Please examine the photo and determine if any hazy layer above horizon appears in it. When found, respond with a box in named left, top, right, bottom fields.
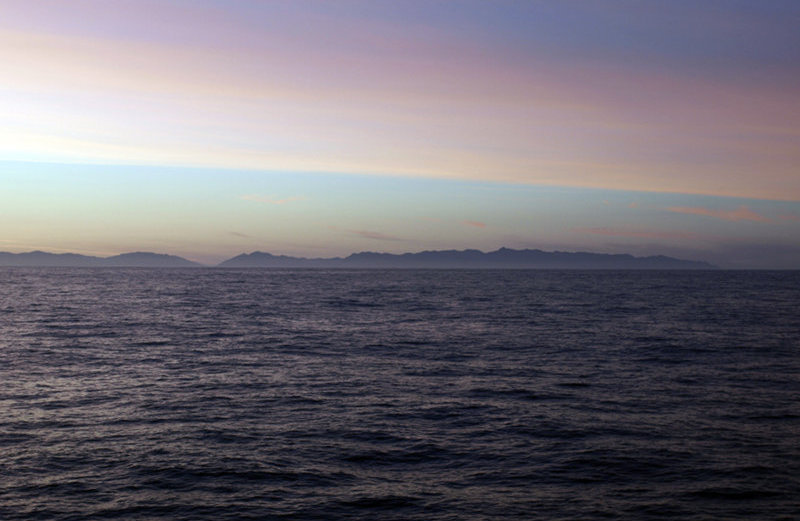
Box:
left=1, top=2, right=798, bottom=268
left=2, top=163, right=798, bottom=268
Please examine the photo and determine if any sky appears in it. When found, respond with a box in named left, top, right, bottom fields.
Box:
left=1, top=0, right=799, bottom=268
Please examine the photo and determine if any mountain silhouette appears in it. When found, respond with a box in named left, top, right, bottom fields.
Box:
left=101, top=252, right=202, bottom=267
left=218, top=248, right=716, bottom=269
left=0, top=247, right=717, bottom=269
left=0, top=251, right=201, bottom=267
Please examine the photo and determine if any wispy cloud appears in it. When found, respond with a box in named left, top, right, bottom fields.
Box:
left=230, top=231, right=250, bottom=238
left=241, top=194, right=304, bottom=205
left=574, top=227, right=704, bottom=240
left=463, top=220, right=487, bottom=228
left=666, top=205, right=771, bottom=223
left=349, top=230, right=403, bottom=241
left=2, top=3, right=799, bottom=200
left=778, top=213, right=800, bottom=222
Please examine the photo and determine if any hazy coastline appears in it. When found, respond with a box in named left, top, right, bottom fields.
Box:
left=0, top=247, right=716, bottom=269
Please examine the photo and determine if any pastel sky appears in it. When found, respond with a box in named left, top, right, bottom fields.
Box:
left=1, top=1, right=799, bottom=267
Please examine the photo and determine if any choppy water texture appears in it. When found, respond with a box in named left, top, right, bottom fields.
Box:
left=1, top=269, right=799, bottom=520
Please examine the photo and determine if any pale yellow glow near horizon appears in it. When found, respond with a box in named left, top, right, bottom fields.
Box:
left=1, top=7, right=799, bottom=201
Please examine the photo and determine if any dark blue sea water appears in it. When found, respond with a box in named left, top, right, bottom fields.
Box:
left=1, top=269, right=798, bottom=520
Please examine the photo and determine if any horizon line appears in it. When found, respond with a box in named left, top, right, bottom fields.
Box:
left=0, top=246, right=722, bottom=269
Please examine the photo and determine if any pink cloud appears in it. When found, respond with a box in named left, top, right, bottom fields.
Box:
left=778, top=214, right=800, bottom=222
left=666, top=205, right=771, bottom=223
left=463, top=220, right=487, bottom=228
left=574, top=227, right=704, bottom=240
left=3, top=3, right=799, bottom=201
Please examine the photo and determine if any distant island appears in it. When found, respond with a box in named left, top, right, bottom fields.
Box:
left=0, top=251, right=202, bottom=268
left=222, top=247, right=716, bottom=269
left=0, top=248, right=717, bottom=269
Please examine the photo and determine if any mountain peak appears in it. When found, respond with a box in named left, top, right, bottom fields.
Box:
left=217, top=247, right=716, bottom=269
left=0, top=251, right=201, bottom=267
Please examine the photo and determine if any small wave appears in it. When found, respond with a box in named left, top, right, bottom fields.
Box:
left=343, top=443, right=450, bottom=465
left=556, top=381, right=591, bottom=388
left=337, top=494, right=421, bottom=510
left=468, top=387, right=542, bottom=401
left=687, top=487, right=785, bottom=500
left=324, top=298, right=384, bottom=309
left=746, top=413, right=800, bottom=421
left=136, top=465, right=351, bottom=488
left=129, top=340, right=171, bottom=347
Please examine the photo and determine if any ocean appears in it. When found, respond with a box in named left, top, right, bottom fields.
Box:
left=1, top=268, right=798, bottom=520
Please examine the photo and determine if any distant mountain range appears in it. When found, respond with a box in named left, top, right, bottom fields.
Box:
left=0, top=251, right=202, bottom=268
left=220, top=247, right=716, bottom=269
left=0, top=248, right=717, bottom=269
